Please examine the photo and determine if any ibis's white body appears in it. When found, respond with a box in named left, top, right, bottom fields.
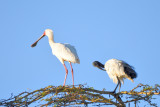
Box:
left=105, top=59, right=134, bottom=84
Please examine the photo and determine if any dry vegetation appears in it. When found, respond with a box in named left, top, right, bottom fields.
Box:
left=0, top=84, right=160, bottom=107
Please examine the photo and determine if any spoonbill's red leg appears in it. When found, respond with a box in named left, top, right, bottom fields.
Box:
left=69, top=62, right=74, bottom=86
left=63, top=64, right=68, bottom=86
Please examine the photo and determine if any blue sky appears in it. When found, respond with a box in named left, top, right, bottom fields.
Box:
left=0, top=0, right=160, bottom=106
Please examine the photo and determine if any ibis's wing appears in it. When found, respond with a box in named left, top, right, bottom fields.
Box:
left=122, top=61, right=137, bottom=79
left=105, top=59, right=126, bottom=84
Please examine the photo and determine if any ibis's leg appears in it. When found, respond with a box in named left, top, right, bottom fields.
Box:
left=63, top=64, right=68, bottom=86
left=119, top=80, right=121, bottom=92
left=69, top=62, right=74, bottom=86
left=113, top=77, right=120, bottom=93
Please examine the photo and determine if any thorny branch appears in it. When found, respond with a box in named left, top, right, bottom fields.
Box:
left=0, top=84, right=159, bottom=107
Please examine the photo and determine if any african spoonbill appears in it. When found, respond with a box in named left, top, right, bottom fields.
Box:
left=31, top=29, right=80, bottom=86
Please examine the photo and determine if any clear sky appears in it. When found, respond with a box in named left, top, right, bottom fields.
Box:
left=0, top=0, right=160, bottom=106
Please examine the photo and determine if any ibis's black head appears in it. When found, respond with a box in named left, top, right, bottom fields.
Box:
left=92, top=61, right=106, bottom=71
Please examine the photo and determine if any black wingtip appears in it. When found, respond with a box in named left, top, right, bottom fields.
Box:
left=124, top=66, right=137, bottom=79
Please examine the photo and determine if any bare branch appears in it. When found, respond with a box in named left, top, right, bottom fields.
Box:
left=0, top=84, right=159, bottom=107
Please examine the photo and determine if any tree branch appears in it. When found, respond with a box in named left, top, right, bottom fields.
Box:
left=0, top=84, right=159, bottom=107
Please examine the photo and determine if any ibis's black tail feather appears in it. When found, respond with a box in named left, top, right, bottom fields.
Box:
left=122, top=61, right=137, bottom=79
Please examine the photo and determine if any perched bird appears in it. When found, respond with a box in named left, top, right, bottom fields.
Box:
left=31, top=29, right=80, bottom=86
left=93, top=59, right=137, bottom=92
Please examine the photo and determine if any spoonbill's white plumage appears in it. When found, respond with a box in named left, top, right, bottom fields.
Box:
left=93, top=59, right=137, bottom=93
left=31, top=29, right=80, bottom=86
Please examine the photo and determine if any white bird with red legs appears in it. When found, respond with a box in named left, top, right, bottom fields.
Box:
left=31, top=29, right=80, bottom=86
left=93, top=59, right=137, bottom=93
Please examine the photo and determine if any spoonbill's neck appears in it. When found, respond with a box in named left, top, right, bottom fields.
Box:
left=47, top=34, right=55, bottom=48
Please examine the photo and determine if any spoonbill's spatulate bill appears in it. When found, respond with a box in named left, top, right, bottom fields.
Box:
left=31, top=34, right=45, bottom=47
left=93, top=59, right=137, bottom=93
left=31, top=29, right=80, bottom=86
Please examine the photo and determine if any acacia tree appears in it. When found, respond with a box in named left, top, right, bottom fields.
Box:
left=0, top=84, right=160, bottom=107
